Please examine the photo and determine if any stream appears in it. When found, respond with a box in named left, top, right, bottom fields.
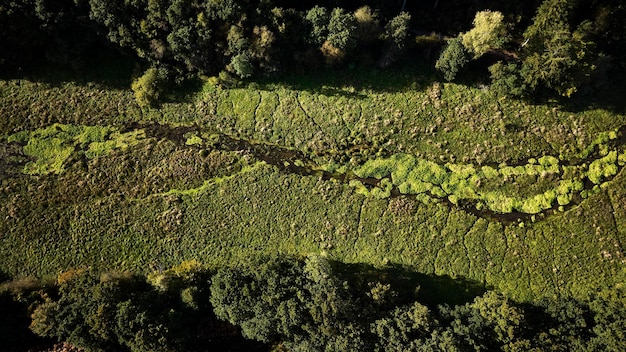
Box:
left=135, top=122, right=626, bottom=224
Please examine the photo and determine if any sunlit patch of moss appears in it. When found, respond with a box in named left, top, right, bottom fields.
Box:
left=86, top=130, right=145, bottom=158
left=349, top=179, right=370, bottom=196
left=370, top=178, right=392, bottom=199
left=588, top=151, right=617, bottom=184
left=184, top=133, right=203, bottom=146
left=347, top=144, right=622, bottom=214
left=354, top=158, right=395, bottom=179
left=8, top=124, right=146, bottom=175
left=619, top=151, right=626, bottom=166
left=389, top=154, right=417, bottom=184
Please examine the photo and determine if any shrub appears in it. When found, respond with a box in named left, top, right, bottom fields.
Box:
left=489, top=62, right=524, bottom=97
left=229, top=52, right=254, bottom=79
left=588, top=151, right=617, bottom=184
left=131, top=67, right=168, bottom=109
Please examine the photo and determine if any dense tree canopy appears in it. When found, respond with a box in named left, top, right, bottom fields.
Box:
left=4, top=256, right=626, bottom=351
left=1, top=0, right=625, bottom=100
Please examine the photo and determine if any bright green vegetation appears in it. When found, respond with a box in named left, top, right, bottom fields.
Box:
left=351, top=140, right=624, bottom=214
left=6, top=123, right=146, bottom=174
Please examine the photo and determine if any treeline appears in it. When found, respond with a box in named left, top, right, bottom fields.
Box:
left=2, top=255, right=625, bottom=351
left=1, top=0, right=625, bottom=103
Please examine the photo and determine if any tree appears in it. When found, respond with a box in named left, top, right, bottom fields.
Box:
left=371, top=302, right=436, bottom=351
left=489, top=62, right=524, bottom=97
left=435, top=37, right=468, bottom=81
left=439, top=291, right=530, bottom=351
left=305, top=6, right=330, bottom=46
left=229, top=52, right=254, bottom=78
left=379, top=12, right=411, bottom=68
left=326, top=8, right=358, bottom=52
left=210, top=258, right=308, bottom=343
left=461, top=11, right=509, bottom=58
left=520, top=0, right=596, bottom=97
left=354, top=6, right=380, bottom=44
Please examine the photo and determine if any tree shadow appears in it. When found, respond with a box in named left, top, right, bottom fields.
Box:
left=0, top=269, right=9, bottom=284
left=250, top=58, right=440, bottom=98
left=332, top=260, right=487, bottom=307
left=0, top=47, right=137, bottom=91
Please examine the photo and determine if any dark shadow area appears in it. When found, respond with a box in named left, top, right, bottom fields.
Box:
left=558, top=72, right=626, bottom=114
left=251, top=57, right=439, bottom=98
left=0, top=46, right=137, bottom=90
left=0, top=270, right=9, bottom=284
left=333, top=260, right=487, bottom=307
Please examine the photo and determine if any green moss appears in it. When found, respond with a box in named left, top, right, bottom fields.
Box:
left=349, top=179, right=370, bottom=196
left=11, top=124, right=146, bottom=174
left=23, top=137, right=75, bottom=174
left=86, top=130, right=145, bottom=158
left=370, top=178, right=392, bottom=199
left=389, top=154, right=416, bottom=184
left=537, top=156, right=560, bottom=173
left=185, top=133, right=203, bottom=146
left=481, top=166, right=499, bottom=179
left=354, top=158, right=394, bottom=179
left=588, top=151, right=617, bottom=184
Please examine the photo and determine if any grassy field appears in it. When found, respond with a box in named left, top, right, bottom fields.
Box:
left=1, top=65, right=626, bottom=302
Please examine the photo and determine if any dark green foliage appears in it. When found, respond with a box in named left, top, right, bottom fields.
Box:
left=208, top=256, right=626, bottom=351
left=440, top=291, right=531, bottom=351
left=435, top=37, right=468, bottom=81
left=30, top=271, right=179, bottom=352
left=229, top=52, right=254, bottom=78
left=520, top=0, right=597, bottom=97
left=326, top=8, right=358, bottom=52
left=371, top=302, right=438, bottom=351
left=489, top=62, right=525, bottom=97
left=305, top=6, right=329, bottom=46
left=379, top=12, right=411, bottom=68
left=210, top=255, right=363, bottom=349
left=1, top=257, right=625, bottom=351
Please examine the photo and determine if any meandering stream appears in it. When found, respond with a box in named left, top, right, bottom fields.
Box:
left=137, top=122, right=626, bottom=224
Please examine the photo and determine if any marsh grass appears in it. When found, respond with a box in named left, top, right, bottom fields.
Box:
left=2, top=64, right=626, bottom=304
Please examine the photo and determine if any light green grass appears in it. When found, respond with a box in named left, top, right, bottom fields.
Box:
left=5, top=124, right=146, bottom=174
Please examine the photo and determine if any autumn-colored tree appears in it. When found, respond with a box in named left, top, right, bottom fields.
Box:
left=461, top=10, right=509, bottom=58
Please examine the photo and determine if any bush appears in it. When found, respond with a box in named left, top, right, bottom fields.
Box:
left=461, top=11, right=508, bottom=58
left=229, top=52, right=254, bottom=78
left=489, top=62, right=524, bottom=97
left=131, top=67, right=168, bottom=109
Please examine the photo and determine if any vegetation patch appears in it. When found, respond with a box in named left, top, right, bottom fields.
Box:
left=349, top=142, right=624, bottom=215
left=5, top=124, right=146, bottom=175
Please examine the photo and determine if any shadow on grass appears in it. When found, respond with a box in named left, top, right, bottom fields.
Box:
left=333, top=260, right=487, bottom=307
left=249, top=58, right=441, bottom=98
left=0, top=47, right=137, bottom=90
